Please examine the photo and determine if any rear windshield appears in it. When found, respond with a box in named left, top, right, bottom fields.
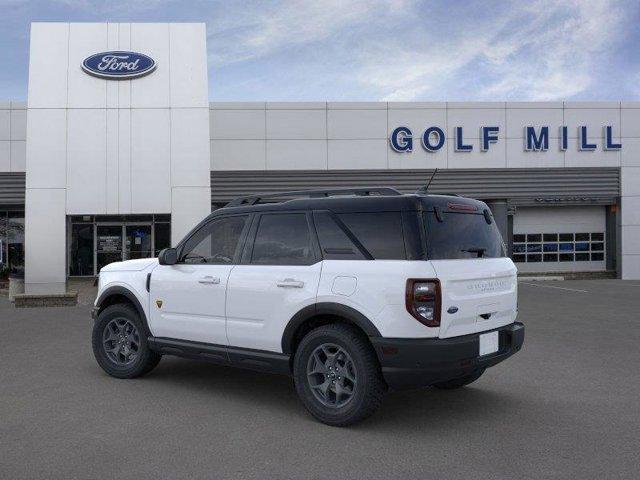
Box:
left=424, top=211, right=506, bottom=260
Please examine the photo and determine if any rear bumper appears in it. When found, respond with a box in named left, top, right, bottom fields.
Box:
left=371, top=322, right=525, bottom=391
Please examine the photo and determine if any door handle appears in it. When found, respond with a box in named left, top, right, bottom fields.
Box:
left=276, top=278, right=305, bottom=288
left=198, top=276, right=220, bottom=285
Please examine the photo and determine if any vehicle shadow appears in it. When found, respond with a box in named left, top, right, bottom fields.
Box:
left=129, top=356, right=527, bottom=431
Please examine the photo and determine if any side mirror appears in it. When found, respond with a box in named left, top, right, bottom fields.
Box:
left=158, top=248, right=178, bottom=265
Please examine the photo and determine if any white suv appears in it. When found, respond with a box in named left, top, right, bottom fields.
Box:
left=92, top=188, right=524, bottom=426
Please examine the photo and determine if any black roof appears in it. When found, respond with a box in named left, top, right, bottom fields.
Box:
left=208, top=188, right=489, bottom=218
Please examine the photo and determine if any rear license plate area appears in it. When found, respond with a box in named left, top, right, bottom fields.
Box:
left=479, top=331, right=499, bottom=356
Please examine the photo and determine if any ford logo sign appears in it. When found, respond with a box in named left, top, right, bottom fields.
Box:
left=82, top=51, right=156, bottom=80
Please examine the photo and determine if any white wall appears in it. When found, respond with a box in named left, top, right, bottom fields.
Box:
left=209, top=101, right=629, bottom=171
left=25, top=22, right=210, bottom=293
left=0, top=101, right=27, bottom=172
left=210, top=101, right=640, bottom=279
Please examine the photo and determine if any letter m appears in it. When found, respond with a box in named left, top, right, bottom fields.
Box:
left=525, top=126, right=549, bottom=151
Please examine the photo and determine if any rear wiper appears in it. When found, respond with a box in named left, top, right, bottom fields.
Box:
left=461, top=247, right=486, bottom=258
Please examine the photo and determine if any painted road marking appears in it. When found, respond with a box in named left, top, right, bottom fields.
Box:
left=519, top=282, right=589, bottom=293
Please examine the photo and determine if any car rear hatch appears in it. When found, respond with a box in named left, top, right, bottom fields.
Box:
left=421, top=199, right=518, bottom=338
left=430, top=258, right=517, bottom=338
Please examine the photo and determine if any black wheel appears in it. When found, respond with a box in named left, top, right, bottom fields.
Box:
left=92, top=303, right=161, bottom=379
left=293, top=324, right=386, bottom=427
left=432, top=369, right=485, bottom=390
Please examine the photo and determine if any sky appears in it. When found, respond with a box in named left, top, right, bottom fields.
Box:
left=1, top=0, right=639, bottom=102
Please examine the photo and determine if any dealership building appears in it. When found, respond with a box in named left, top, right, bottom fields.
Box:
left=1, top=22, right=640, bottom=294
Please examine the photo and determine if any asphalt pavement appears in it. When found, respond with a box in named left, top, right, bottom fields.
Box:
left=1, top=279, right=639, bottom=479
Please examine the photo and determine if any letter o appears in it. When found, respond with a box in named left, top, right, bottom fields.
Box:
left=422, top=126, right=445, bottom=152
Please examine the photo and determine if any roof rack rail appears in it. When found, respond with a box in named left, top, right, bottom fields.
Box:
left=226, top=187, right=402, bottom=207
left=415, top=186, right=462, bottom=197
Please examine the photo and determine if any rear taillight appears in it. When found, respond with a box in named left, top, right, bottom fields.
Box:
left=405, top=279, right=441, bottom=327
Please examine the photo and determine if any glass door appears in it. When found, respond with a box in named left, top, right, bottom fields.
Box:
left=96, top=225, right=123, bottom=272
left=125, top=225, right=152, bottom=260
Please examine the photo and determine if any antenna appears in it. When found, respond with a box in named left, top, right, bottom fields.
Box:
left=416, top=168, right=438, bottom=194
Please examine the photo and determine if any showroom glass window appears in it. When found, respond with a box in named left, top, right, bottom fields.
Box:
left=0, top=211, right=25, bottom=276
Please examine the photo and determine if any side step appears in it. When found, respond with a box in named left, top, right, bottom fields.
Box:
left=148, top=337, right=291, bottom=376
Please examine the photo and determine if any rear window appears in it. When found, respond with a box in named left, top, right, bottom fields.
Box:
left=424, top=211, right=505, bottom=260
left=338, top=212, right=406, bottom=260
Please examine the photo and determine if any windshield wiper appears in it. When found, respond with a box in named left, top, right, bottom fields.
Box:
left=461, top=247, right=487, bottom=258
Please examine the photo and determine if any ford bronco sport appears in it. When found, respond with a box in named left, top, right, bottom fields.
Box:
left=92, top=187, right=524, bottom=426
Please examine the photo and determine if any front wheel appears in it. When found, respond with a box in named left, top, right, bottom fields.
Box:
left=293, top=324, right=386, bottom=427
left=92, top=304, right=161, bottom=379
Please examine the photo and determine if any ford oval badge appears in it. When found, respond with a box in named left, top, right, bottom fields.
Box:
left=82, top=51, right=156, bottom=80
left=447, top=306, right=459, bottom=314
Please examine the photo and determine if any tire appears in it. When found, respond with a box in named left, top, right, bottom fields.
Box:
left=293, top=324, right=386, bottom=427
left=431, top=368, right=485, bottom=390
left=92, top=303, right=161, bottom=379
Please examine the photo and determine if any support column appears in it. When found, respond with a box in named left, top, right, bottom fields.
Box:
left=25, top=188, right=66, bottom=294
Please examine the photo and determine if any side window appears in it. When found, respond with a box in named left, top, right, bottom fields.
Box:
left=251, top=214, right=314, bottom=265
left=337, top=212, right=406, bottom=260
left=313, top=212, right=365, bottom=260
left=180, top=215, right=248, bottom=264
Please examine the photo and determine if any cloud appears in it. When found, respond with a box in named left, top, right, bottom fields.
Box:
left=207, top=0, right=413, bottom=66
left=357, top=0, right=628, bottom=101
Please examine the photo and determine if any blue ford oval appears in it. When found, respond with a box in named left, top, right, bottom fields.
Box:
left=82, top=51, right=156, bottom=80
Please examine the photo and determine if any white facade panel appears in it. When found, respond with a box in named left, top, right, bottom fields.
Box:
left=105, top=108, right=119, bottom=213
left=117, top=23, right=132, bottom=109
left=621, top=166, right=640, bottom=196
left=130, top=108, right=171, bottom=212
left=506, top=108, right=563, bottom=138
left=10, top=109, right=27, bottom=141
left=66, top=109, right=107, bottom=214
left=0, top=141, right=9, bottom=171
left=447, top=107, right=506, bottom=140
left=169, top=23, right=209, bottom=108
left=130, top=23, right=171, bottom=108
left=446, top=137, right=506, bottom=169
left=266, top=140, right=327, bottom=170
left=0, top=109, right=9, bottom=140
left=266, top=109, right=326, bottom=139
left=27, top=23, right=68, bottom=108
left=621, top=108, right=640, bottom=138
left=621, top=225, right=640, bottom=255
left=328, top=140, right=387, bottom=170
left=506, top=138, right=565, bottom=168
left=621, top=255, right=640, bottom=279
left=11, top=141, right=26, bottom=172
left=327, top=109, right=387, bottom=139
left=67, top=23, right=108, bottom=109
left=106, top=23, right=119, bottom=108
left=171, top=186, right=211, bottom=245
left=387, top=108, right=447, bottom=138
left=25, top=109, right=67, bottom=189
left=25, top=188, right=66, bottom=293
left=621, top=138, right=640, bottom=166
left=210, top=109, right=265, bottom=140
left=388, top=144, right=447, bottom=170
left=171, top=108, right=211, bottom=187
left=564, top=107, right=621, bottom=138
left=564, top=143, right=620, bottom=168
left=211, top=140, right=265, bottom=170
left=117, top=109, right=132, bottom=213
left=621, top=196, right=640, bottom=226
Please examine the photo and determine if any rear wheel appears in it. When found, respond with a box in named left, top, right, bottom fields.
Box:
left=293, top=324, right=386, bottom=426
left=432, top=369, right=485, bottom=389
left=92, top=303, right=161, bottom=379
